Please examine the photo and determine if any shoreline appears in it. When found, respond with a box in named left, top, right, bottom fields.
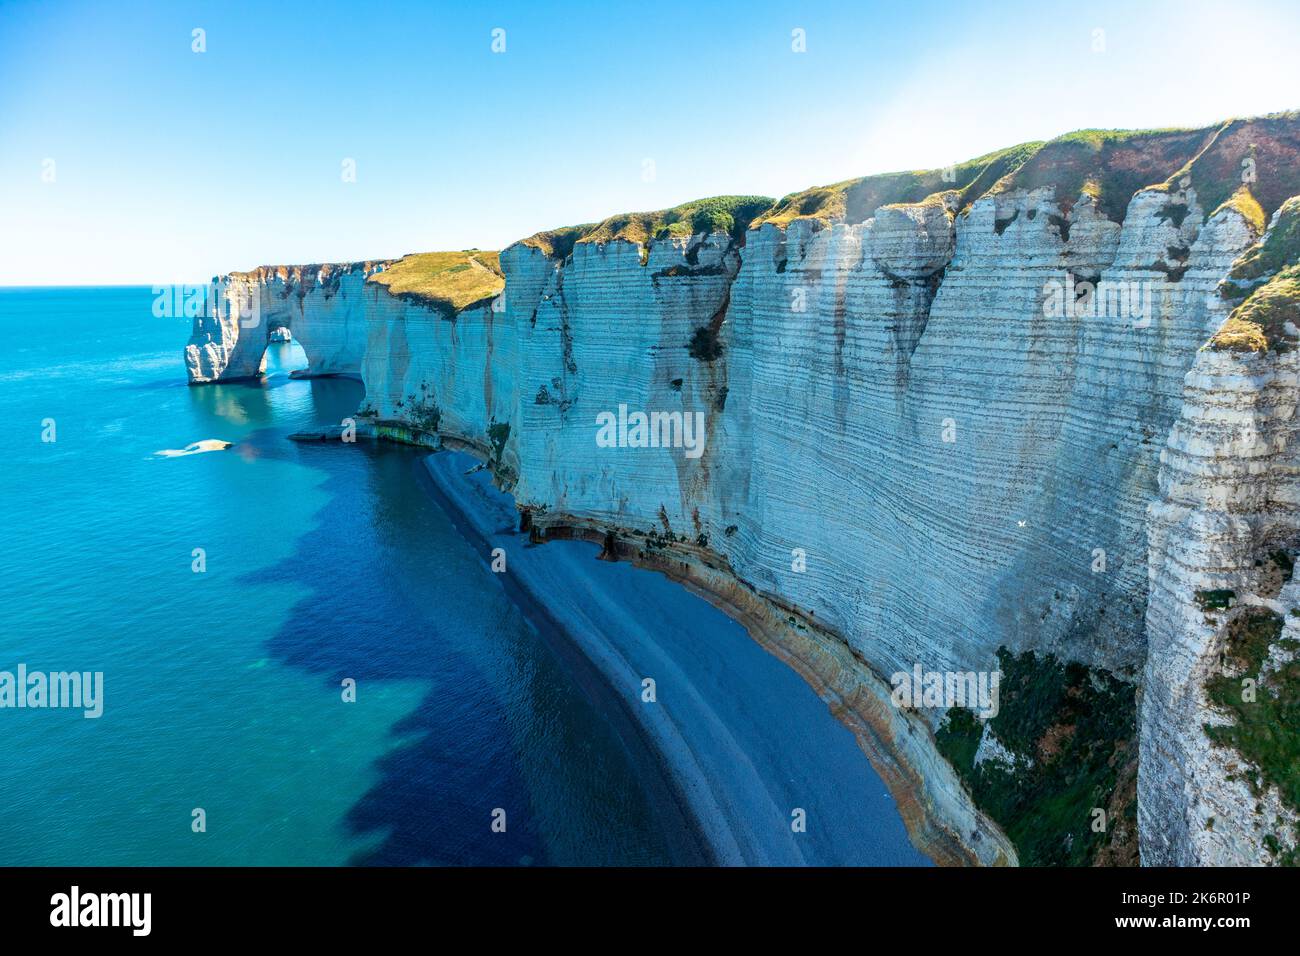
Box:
left=421, top=450, right=933, bottom=866
left=411, top=457, right=714, bottom=866
left=524, top=516, right=1018, bottom=867
left=589, top=527, right=1019, bottom=867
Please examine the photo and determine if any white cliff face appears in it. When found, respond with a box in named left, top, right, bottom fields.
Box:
left=359, top=292, right=516, bottom=455
left=186, top=261, right=516, bottom=459
left=498, top=189, right=1282, bottom=865
left=1141, top=335, right=1300, bottom=865
left=509, top=232, right=739, bottom=530
left=1139, top=189, right=1300, bottom=866
left=492, top=189, right=1255, bottom=691
left=184, top=274, right=261, bottom=383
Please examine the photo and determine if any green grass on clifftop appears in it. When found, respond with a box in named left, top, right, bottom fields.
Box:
left=1211, top=270, right=1300, bottom=353
left=1228, top=195, right=1300, bottom=288
left=367, top=250, right=504, bottom=315
left=580, top=195, right=775, bottom=244
left=751, top=111, right=1300, bottom=231
left=1211, top=194, right=1300, bottom=353
left=521, top=196, right=775, bottom=259
left=511, top=113, right=1300, bottom=254
left=1167, top=113, right=1300, bottom=228
left=756, top=142, right=1043, bottom=228
left=996, top=126, right=1215, bottom=222
left=519, top=225, right=593, bottom=260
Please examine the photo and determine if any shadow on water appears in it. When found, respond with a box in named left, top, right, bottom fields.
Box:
left=240, top=452, right=547, bottom=863
left=225, top=377, right=673, bottom=865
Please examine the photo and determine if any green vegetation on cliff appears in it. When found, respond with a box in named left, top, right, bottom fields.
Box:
left=487, top=419, right=511, bottom=475
left=1212, top=271, right=1300, bottom=353
left=996, top=126, right=1212, bottom=222
left=1228, top=196, right=1300, bottom=289
left=367, top=250, right=504, bottom=316
left=1174, top=113, right=1300, bottom=227
left=579, top=195, right=774, bottom=245
left=1017, top=113, right=1300, bottom=226
left=757, top=141, right=1042, bottom=228
left=1210, top=194, right=1300, bottom=353
left=521, top=196, right=775, bottom=260
left=521, top=224, right=594, bottom=260
left=1203, top=607, right=1300, bottom=863
left=753, top=111, right=1300, bottom=231
left=935, top=647, right=1137, bottom=866
left=508, top=114, right=1300, bottom=266
left=399, top=388, right=441, bottom=435
left=1215, top=185, right=1268, bottom=235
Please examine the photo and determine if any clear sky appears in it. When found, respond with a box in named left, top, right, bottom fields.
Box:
left=2, top=0, right=1298, bottom=285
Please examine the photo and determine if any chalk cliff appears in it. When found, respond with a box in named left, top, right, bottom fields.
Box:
left=186, top=113, right=1300, bottom=866
left=1142, top=194, right=1300, bottom=865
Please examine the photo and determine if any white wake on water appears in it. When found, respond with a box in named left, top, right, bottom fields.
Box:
left=153, top=439, right=233, bottom=458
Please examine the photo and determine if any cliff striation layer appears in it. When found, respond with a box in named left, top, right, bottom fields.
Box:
left=186, top=112, right=1300, bottom=866
left=1142, top=194, right=1300, bottom=865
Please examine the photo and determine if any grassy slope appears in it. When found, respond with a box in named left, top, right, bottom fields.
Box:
left=761, top=111, right=1300, bottom=229
left=1211, top=195, right=1300, bottom=353
left=519, top=196, right=775, bottom=260
left=576, top=195, right=775, bottom=245
left=366, top=250, right=504, bottom=315
left=754, top=142, right=1044, bottom=228
left=1176, top=113, right=1300, bottom=227
left=994, top=126, right=1212, bottom=221
left=1212, top=270, right=1300, bottom=353
left=509, top=112, right=1299, bottom=268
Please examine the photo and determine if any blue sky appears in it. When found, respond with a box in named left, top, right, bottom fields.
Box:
left=2, top=0, right=1298, bottom=284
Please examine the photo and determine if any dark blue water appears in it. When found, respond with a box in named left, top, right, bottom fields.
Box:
left=0, top=287, right=674, bottom=865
